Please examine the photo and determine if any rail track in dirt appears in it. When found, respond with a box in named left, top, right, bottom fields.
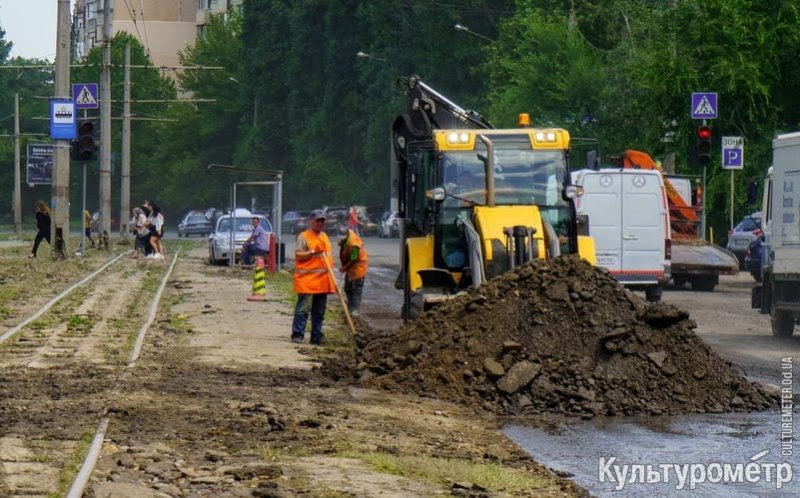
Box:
left=0, top=250, right=180, bottom=497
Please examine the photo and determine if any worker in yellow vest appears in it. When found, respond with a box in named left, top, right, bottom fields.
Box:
left=338, top=228, right=368, bottom=316
left=291, top=209, right=335, bottom=345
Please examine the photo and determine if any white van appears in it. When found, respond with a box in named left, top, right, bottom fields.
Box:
left=572, top=169, right=671, bottom=301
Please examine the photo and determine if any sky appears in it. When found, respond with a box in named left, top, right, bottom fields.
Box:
left=0, top=0, right=73, bottom=61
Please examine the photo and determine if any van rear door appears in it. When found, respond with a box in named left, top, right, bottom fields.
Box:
left=621, top=172, right=666, bottom=280
left=576, top=171, right=622, bottom=273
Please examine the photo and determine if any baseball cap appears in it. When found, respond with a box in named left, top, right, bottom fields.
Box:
left=310, top=209, right=327, bottom=220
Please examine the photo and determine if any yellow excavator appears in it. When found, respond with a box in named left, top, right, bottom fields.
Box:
left=392, top=76, right=596, bottom=319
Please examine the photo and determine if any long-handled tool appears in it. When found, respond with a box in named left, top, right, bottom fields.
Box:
left=321, top=252, right=358, bottom=339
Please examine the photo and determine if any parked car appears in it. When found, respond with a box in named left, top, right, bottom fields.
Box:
left=726, top=212, right=762, bottom=267
left=745, top=236, right=764, bottom=282
left=177, top=211, right=214, bottom=237
left=208, top=210, right=272, bottom=265
left=379, top=211, right=400, bottom=238
left=282, top=210, right=309, bottom=234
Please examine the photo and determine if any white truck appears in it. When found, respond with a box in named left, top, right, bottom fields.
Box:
left=572, top=168, right=671, bottom=301
left=752, top=132, right=800, bottom=337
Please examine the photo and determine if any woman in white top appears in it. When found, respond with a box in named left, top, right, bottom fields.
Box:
left=145, top=201, right=165, bottom=260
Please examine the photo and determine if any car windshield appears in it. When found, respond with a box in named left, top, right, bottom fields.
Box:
left=188, top=215, right=207, bottom=223
left=217, top=217, right=270, bottom=233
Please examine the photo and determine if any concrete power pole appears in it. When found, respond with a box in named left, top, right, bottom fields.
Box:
left=99, top=0, right=114, bottom=236
left=120, top=43, right=130, bottom=240
left=13, top=93, right=21, bottom=236
left=51, top=0, right=72, bottom=255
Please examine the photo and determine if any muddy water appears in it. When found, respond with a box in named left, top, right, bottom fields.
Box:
left=505, top=411, right=797, bottom=496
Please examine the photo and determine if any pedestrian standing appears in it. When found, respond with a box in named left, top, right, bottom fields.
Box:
left=131, top=207, right=148, bottom=258
left=291, top=209, right=335, bottom=345
left=29, top=200, right=51, bottom=258
left=145, top=201, right=165, bottom=260
left=84, top=209, right=96, bottom=248
left=347, top=206, right=363, bottom=236
left=241, top=216, right=268, bottom=265
left=338, top=228, right=368, bottom=316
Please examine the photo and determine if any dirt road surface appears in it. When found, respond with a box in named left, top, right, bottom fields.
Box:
left=14, top=243, right=585, bottom=497
left=2, top=235, right=794, bottom=497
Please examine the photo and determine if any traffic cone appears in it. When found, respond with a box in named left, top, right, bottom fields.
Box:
left=247, top=257, right=267, bottom=301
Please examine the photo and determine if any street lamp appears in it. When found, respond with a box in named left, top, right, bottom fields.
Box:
left=356, top=51, right=387, bottom=63
left=453, top=23, right=494, bottom=43
left=229, top=77, right=258, bottom=127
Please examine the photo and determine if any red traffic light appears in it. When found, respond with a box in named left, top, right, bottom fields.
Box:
left=697, top=126, right=712, bottom=140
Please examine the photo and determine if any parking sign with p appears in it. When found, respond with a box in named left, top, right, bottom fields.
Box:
left=721, top=136, right=744, bottom=170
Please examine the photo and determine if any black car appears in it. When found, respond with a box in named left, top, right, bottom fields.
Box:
left=178, top=212, right=214, bottom=237
left=745, top=236, right=764, bottom=282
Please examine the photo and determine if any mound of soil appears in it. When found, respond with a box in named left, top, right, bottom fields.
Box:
left=355, top=256, right=777, bottom=417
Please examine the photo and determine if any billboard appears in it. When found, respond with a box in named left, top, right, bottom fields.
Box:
left=27, top=143, right=54, bottom=185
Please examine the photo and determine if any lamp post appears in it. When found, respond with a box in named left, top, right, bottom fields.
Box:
left=229, top=77, right=258, bottom=127
left=453, top=23, right=494, bottom=43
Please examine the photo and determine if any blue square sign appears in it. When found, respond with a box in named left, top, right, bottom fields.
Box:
left=50, top=99, right=76, bottom=140
left=73, top=83, right=98, bottom=109
left=691, top=92, right=718, bottom=119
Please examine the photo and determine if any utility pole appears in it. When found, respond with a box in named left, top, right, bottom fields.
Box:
left=99, top=0, right=114, bottom=236
left=51, top=0, right=71, bottom=256
left=13, top=93, right=21, bottom=235
left=120, top=43, right=131, bottom=241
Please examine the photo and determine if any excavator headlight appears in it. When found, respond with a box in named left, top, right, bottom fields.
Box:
left=534, top=131, right=558, bottom=143
left=564, top=185, right=584, bottom=199
left=447, top=132, right=471, bottom=145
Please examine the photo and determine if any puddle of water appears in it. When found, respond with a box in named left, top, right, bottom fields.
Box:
left=504, top=411, right=797, bottom=497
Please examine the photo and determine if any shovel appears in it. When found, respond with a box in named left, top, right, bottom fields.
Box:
left=321, top=252, right=358, bottom=339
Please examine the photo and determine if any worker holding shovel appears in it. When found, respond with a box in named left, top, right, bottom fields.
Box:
left=291, top=209, right=336, bottom=345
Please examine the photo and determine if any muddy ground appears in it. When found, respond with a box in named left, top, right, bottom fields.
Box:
left=0, top=244, right=584, bottom=497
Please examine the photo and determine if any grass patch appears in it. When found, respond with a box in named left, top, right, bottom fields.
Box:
left=51, top=428, right=96, bottom=498
left=66, top=314, right=93, bottom=331
left=169, top=312, right=190, bottom=332
left=339, top=451, right=552, bottom=494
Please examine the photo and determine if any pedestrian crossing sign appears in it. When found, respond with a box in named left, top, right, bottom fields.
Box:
left=691, top=92, right=717, bottom=119
left=73, top=83, right=99, bottom=110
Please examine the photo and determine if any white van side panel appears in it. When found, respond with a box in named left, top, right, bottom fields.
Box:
left=622, top=186, right=666, bottom=276
left=771, top=136, right=800, bottom=274
left=574, top=172, right=622, bottom=272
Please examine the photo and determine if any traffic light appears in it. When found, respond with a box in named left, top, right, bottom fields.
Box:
left=696, top=125, right=712, bottom=166
left=74, top=120, right=95, bottom=161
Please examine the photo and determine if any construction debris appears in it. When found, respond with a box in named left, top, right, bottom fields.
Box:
left=354, top=256, right=777, bottom=417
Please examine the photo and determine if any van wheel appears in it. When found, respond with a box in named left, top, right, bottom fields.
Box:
left=645, top=285, right=663, bottom=302
left=772, top=310, right=795, bottom=338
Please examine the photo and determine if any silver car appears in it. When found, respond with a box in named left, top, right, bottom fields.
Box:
left=726, top=212, right=762, bottom=267
left=208, top=214, right=272, bottom=265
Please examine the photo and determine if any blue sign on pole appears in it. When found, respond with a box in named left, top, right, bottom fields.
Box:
left=691, top=92, right=718, bottom=119
left=721, top=136, right=744, bottom=170
left=50, top=99, right=76, bottom=140
left=73, top=83, right=99, bottom=109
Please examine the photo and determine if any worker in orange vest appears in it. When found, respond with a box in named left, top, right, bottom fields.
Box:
left=291, top=209, right=335, bottom=345
left=338, top=228, right=368, bottom=316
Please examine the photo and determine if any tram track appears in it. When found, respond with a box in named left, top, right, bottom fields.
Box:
left=0, top=251, right=180, bottom=497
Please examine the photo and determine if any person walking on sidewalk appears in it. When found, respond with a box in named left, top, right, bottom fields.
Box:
left=29, top=200, right=51, bottom=258
left=84, top=209, right=96, bottom=248
left=291, top=209, right=335, bottom=345
left=338, top=228, right=368, bottom=316
left=241, top=216, right=268, bottom=266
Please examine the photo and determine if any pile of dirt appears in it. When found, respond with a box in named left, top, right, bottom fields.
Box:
left=354, top=256, right=778, bottom=417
